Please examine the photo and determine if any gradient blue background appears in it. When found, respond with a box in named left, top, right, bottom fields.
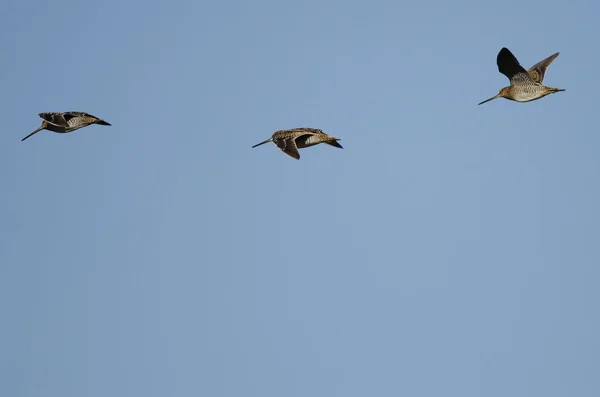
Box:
left=2, top=0, right=599, bottom=396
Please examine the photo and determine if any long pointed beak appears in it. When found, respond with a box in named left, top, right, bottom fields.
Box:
left=21, top=126, right=44, bottom=142
left=478, top=94, right=500, bottom=106
left=252, top=138, right=272, bottom=148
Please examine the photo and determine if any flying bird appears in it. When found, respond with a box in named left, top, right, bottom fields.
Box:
left=478, top=47, right=565, bottom=105
left=252, top=128, right=343, bottom=160
left=22, top=112, right=111, bottom=141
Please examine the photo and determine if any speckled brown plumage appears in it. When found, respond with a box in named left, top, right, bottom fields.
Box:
left=22, top=112, right=111, bottom=142
left=478, top=48, right=564, bottom=105
left=252, top=128, right=343, bottom=160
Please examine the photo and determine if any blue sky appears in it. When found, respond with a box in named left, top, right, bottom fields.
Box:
left=2, top=0, right=599, bottom=396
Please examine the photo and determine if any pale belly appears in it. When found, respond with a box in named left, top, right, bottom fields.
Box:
left=512, top=88, right=545, bottom=102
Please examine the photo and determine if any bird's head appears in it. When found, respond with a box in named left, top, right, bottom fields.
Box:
left=478, top=87, right=510, bottom=105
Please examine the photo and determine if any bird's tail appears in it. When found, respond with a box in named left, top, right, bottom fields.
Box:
left=324, top=137, right=343, bottom=149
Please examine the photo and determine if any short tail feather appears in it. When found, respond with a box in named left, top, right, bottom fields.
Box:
left=548, top=87, right=565, bottom=94
left=325, top=139, right=343, bottom=149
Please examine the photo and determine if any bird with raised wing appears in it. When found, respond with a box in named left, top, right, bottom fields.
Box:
left=478, top=47, right=565, bottom=105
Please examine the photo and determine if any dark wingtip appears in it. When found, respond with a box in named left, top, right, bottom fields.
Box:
left=496, top=47, right=525, bottom=80
left=497, top=47, right=515, bottom=62
left=498, top=47, right=513, bottom=57
left=97, top=120, right=111, bottom=126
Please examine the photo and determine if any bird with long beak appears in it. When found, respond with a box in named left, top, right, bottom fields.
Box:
left=22, top=112, right=111, bottom=142
left=478, top=47, right=565, bottom=105
left=252, top=128, right=343, bottom=160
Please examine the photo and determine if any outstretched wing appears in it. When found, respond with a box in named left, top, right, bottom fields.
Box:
left=497, top=47, right=535, bottom=85
left=528, top=52, right=559, bottom=83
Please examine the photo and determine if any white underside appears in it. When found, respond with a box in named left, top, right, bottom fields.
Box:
left=511, top=86, right=546, bottom=102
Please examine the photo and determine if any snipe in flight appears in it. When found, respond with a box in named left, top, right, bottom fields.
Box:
left=252, top=128, right=343, bottom=160
left=478, top=47, right=565, bottom=105
left=22, top=112, right=111, bottom=142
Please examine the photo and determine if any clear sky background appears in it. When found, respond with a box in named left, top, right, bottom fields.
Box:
left=1, top=0, right=599, bottom=396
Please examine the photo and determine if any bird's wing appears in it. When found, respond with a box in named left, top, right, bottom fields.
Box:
left=528, top=52, right=559, bottom=83
left=497, top=47, right=535, bottom=84
left=275, top=138, right=300, bottom=160
left=39, top=112, right=69, bottom=128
